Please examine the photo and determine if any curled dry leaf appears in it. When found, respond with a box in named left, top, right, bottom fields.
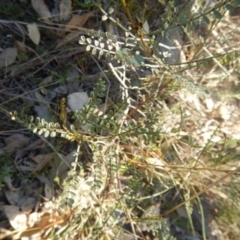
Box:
left=0, top=47, right=18, bottom=69
left=31, top=0, right=51, bottom=23
left=27, top=23, right=41, bottom=45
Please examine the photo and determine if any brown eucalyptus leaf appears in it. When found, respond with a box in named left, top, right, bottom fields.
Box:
left=56, top=12, right=93, bottom=48
left=65, top=12, right=94, bottom=31
left=14, top=40, right=28, bottom=53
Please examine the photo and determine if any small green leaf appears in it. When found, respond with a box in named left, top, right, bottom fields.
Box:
left=70, top=124, right=76, bottom=132
left=50, top=131, right=56, bottom=137
left=55, top=122, right=60, bottom=128
left=41, top=118, right=46, bottom=125
left=192, top=13, right=201, bottom=19
left=225, top=3, right=234, bottom=11
left=178, top=14, right=187, bottom=24
left=190, top=21, right=197, bottom=30
left=178, top=26, right=185, bottom=35
left=214, top=2, right=224, bottom=9
left=108, top=7, right=114, bottom=14
left=33, top=127, right=38, bottom=133
left=36, top=117, right=40, bottom=123
left=102, top=15, right=108, bottom=21
left=44, top=130, right=50, bottom=138
left=202, top=15, right=210, bottom=24
left=38, top=129, right=43, bottom=135
left=213, top=10, right=222, bottom=19
left=164, top=22, right=169, bottom=29
left=91, top=48, right=97, bottom=55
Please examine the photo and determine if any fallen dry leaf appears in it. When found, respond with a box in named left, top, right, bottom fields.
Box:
left=31, top=0, right=51, bottom=23
left=36, top=212, right=66, bottom=229
left=20, top=197, right=38, bottom=212
left=17, top=211, right=71, bottom=239
left=56, top=31, right=80, bottom=48
left=50, top=151, right=74, bottom=180
left=39, top=75, right=53, bottom=94
left=0, top=134, right=29, bottom=155
left=4, top=190, right=21, bottom=206
left=23, top=139, right=45, bottom=151
left=65, top=12, right=94, bottom=31
left=59, top=0, right=72, bottom=22
left=5, top=189, right=38, bottom=212
left=30, top=152, right=55, bottom=173
left=3, top=176, right=20, bottom=191
left=0, top=47, right=18, bottom=69
left=3, top=205, right=29, bottom=230
left=27, top=23, right=41, bottom=45
left=14, top=40, right=28, bottom=53
left=37, top=175, right=53, bottom=200
left=16, top=212, right=67, bottom=240
left=4, top=134, right=29, bottom=146
left=33, top=90, right=52, bottom=121
left=56, top=12, right=93, bottom=48
left=18, top=231, right=42, bottom=240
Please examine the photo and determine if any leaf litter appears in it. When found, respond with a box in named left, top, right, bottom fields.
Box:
left=0, top=48, right=18, bottom=69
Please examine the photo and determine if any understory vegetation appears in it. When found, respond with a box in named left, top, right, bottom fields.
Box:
left=0, top=0, right=240, bottom=239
